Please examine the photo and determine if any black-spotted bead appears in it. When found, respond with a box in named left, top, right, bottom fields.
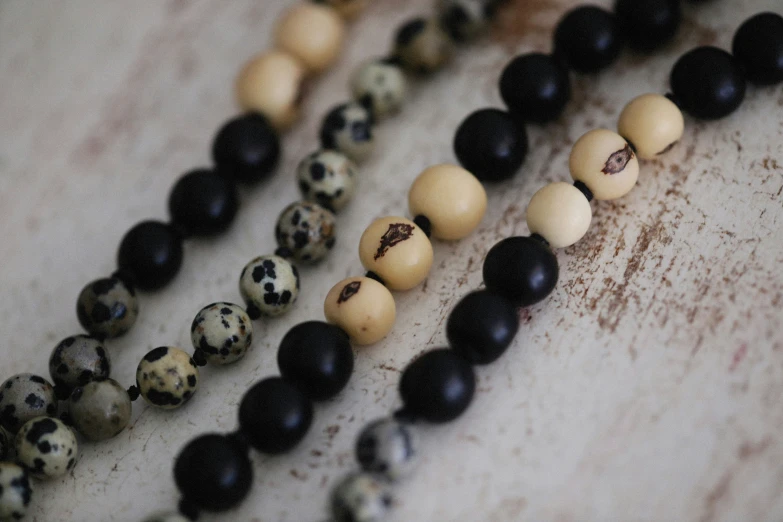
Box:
left=0, top=462, right=32, bottom=521
left=0, top=426, right=10, bottom=460
left=297, top=150, right=357, bottom=212
left=350, top=60, right=407, bottom=120
left=15, top=417, right=78, bottom=480
left=553, top=6, right=624, bottom=73
left=69, top=379, right=131, bottom=441
left=356, top=417, right=418, bottom=481
left=0, top=374, right=58, bottom=434
left=436, top=0, right=492, bottom=42
left=239, top=255, right=300, bottom=317
left=275, top=202, right=337, bottom=263
left=76, top=277, right=139, bottom=339
left=135, top=347, right=199, bottom=409
left=190, top=302, right=253, bottom=365
left=393, top=18, right=454, bottom=74
left=331, top=472, right=393, bottom=522
left=48, top=335, right=111, bottom=392
left=320, top=102, right=375, bottom=163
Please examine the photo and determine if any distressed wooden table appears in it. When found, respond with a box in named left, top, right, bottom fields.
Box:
left=0, top=0, right=781, bottom=521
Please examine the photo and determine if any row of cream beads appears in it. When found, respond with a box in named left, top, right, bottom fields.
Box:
left=526, top=93, right=685, bottom=248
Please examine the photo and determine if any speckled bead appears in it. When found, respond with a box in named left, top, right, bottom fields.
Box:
left=0, top=426, right=9, bottom=460
left=526, top=182, right=593, bottom=248
left=358, top=216, right=433, bottom=291
left=437, top=0, right=492, bottom=42
left=48, top=335, right=111, bottom=392
left=135, top=347, right=199, bottom=410
left=69, top=379, right=131, bottom=441
left=0, top=374, right=57, bottom=434
left=312, top=0, right=367, bottom=19
left=331, top=472, right=393, bottom=522
left=76, top=276, right=139, bottom=339
left=191, top=302, right=253, bottom=364
left=141, top=513, right=190, bottom=522
left=351, top=59, right=407, bottom=120
left=569, top=129, right=639, bottom=200
left=356, top=417, right=418, bottom=481
left=0, top=462, right=32, bottom=521
left=297, top=150, right=357, bottom=212
left=617, top=94, right=684, bottom=160
left=393, top=18, right=454, bottom=74
left=15, top=417, right=78, bottom=479
left=239, top=256, right=301, bottom=318
left=275, top=202, right=337, bottom=263
left=320, top=102, right=375, bottom=163
left=324, top=276, right=396, bottom=345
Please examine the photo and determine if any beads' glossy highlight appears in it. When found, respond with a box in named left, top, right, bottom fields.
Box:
left=569, top=129, right=639, bottom=200
left=359, top=216, right=433, bottom=291
left=324, top=276, right=396, bottom=346
left=526, top=182, right=592, bottom=248
left=275, top=4, right=345, bottom=73
left=48, top=335, right=110, bottom=392
left=168, top=169, right=239, bottom=236
left=618, top=94, right=684, bottom=160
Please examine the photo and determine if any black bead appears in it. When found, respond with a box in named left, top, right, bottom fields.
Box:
left=174, top=433, right=253, bottom=512
left=168, top=169, right=239, bottom=236
left=413, top=215, right=432, bottom=238
left=453, top=108, right=528, bottom=182
left=483, top=236, right=559, bottom=306
left=117, top=220, right=184, bottom=291
left=447, top=290, right=519, bottom=365
left=499, top=53, right=571, bottom=124
left=614, top=0, right=681, bottom=52
left=277, top=322, right=354, bottom=401
left=670, top=46, right=746, bottom=120
left=553, top=6, right=624, bottom=73
left=212, top=113, right=280, bottom=184
left=399, top=348, right=475, bottom=423
left=732, top=12, right=783, bottom=85
left=238, top=377, right=313, bottom=454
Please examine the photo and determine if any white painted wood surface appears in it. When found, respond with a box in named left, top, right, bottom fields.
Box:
left=1, top=1, right=782, bottom=520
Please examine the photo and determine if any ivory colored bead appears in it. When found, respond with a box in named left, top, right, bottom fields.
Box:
left=526, top=182, right=592, bottom=248
left=275, top=4, right=345, bottom=73
left=408, top=164, right=487, bottom=240
left=618, top=93, right=685, bottom=159
left=569, top=129, right=639, bottom=200
left=236, top=51, right=306, bottom=130
left=313, top=0, right=367, bottom=20
left=358, top=217, right=433, bottom=291
left=324, top=277, right=396, bottom=345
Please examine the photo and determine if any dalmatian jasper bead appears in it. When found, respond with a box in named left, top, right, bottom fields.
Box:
left=393, top=18, right=454, bottom=75
left=136, top=347, right=199, bottom=410
left=331, top=472, right=393, bottom=522
left=351, top=59, right=407, bottom=120
left=69, top=378, right=131, bottom=441
left=239, top=256, right=300, bottom=318
left=190, top=302, right=253, bottom=364
left=15, top=417, right=78, bottom=479
left=297, top=150, right=357, bottom=212
left=319, top=102, right=375, bottom=163
left=355, top=417, right=418, bottom=481
left=76, top=276, right=139, bottom=339
left=48, top=335, right=111, bottom=393
left=436, top=0, right=492, bottom=42
left=275, top=202, right=337, bottom=263
left=0, top=462, right=32, bottom=521
left=0, top=426, right=10, bottom=460
left=0, top=374, right=58, bottom=434
left=141, top=513, right=191, bottom=522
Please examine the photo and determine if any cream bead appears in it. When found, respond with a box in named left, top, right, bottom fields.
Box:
left=526, top=182, right=592, bottom=248
left=408, top=164, right=487, bottom=240
left=275, top=4, right=345, bottom=73
left=358, top=217, right=433, bottom=291
left=324, top=277, right=396, bottom=345
left=569, top=129, right=639, bottom=200
left=236, top=51, right=306, bottom=130
left=618, top=93, right=684, bottom=160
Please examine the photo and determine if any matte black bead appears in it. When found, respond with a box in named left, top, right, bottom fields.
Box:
left=174, top=433, right=253, bottom=512
left=212, top=113, right=280, bottom=184
left=399, top=348, right=475, bottom=423
left=117, top=220, right=184, bottom=291
left=447, top=290, right=519, bottom=365
left=278, top=321, right=354, bottom=401
left=413, top=215, right=432, bottom=237
left=553, top=6, right=624, bottom=73
left=614, top=0, right=681, bottom=52
left=168, top=169, right=239, bottom=236
left=732, top=12, right=783, bottom=85
left=670, top=46, right=746, bottom=120
left=499, top=53, right=571, bottom=124
left=573, top=181, right=594, bottom=202
left=238, top=377, right=313, bottom=454
left=365, top=271, right=385, bottom=285
left=453, top=108, right=528, bottom=182
left=483, top=236, right=559, bottom=306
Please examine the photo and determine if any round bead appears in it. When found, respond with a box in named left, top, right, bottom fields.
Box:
left=190, top=302, right=253, bottom=365
left=732, top=12, right=783, bottom=85
left=499, top=53, right=571, bottom=124
left=355, top=417, right=418, bottom=481
left=135, top=347, right=199, bottom=409
left=483, top=236, right=559, bottom=306
left=453, top=108, right=528, bottom=182
left=526, top=182, right=592, bottom=248
left=48, top=335, right=111, bottom=392
left=553, top=6, right=624, bottom=73
left=320, top=102, right=375, bottom=163
left=331, top=472, right=393, bottom=522
left=235, top=51, right=307, bottom=130
left=436, top=0, right=491, bottom=42
left=0, top=374, right=57, bottom=434
left=239, top=255, right=300, bottom=317
left=614, top=0, right=681, bottom=51
left=617, top=93, right=684, bottom=160
left=297, top=150, right=357, bottom=212
left=447, top=290, right=519, bottom=365
left=393, top=18, right=454, bottom=74
left=76, top=276, right=139, bottom=339
left=350, top=59, right=407, bottom=120
left=275, top=202, right=337, bottom=263
left=238, top=377, right=313, bottom=454
left=0, top=426, right=10, bottom=460
left=275, top=3, right=345, bottom=73
left=168, top=169, right=239, bottom=236
left=117, top=220, right=183, bottom=291
left=15, top=417, right=78, bottom=479
left=358, top=216, right=433, bottom=291
left=141, top=513, right=190, bottom=522
left=0, top=462, right=32, bottom=521
left=399, top=348, right=475, bottom=423
left=174, top=433, right=253, bottom=512
left=670, top=46, right=746, bottom=120
left=569, top=129, right=639, bottom=200
left=312, top=0, right=367, bottom=19
left=278, top=321, right=354, bottom=401
left=69, top=378, right=131, bottom=441
left=212, top=112, right=281, bottom=183
left=324, top=276, right=396, bottom=345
